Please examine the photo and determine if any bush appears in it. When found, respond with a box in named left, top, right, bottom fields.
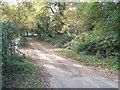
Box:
left=2, top=22, right=27, bottom=87
left=18, top=36, right=27, bottom=47
left=96, top=51, right=101, bottom=59
left=71, top=32, right=120, bottom=58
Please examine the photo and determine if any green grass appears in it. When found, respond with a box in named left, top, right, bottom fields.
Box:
left=3, top=56, right=45, bottom=88
left=64, top=51, right=119, bottom=70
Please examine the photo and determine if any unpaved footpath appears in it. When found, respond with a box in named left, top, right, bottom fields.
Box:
left=25, top=38, right=118, bottom=88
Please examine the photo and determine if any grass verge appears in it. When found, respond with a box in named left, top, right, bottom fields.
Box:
left=61, top=51, right=119, bottom=70
left=3, top=37, right=45, bottom=88
left=3, top=57, right=44, bottom=88
left=35, top=37, right=119, bottom=70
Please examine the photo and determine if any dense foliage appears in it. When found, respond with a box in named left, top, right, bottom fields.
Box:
left=2, top=1, right=119, bottom=79
left=42, top=2, right=120, bottom=59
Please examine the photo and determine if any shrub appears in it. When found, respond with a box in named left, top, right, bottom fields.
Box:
left=18, top=36, right=27, bottom=47
left=96, top=51, right=101, bottom=59
left=71, top=32, right=120, bottom=58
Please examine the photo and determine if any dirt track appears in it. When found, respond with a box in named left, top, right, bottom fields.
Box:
left=22, top=38, right=118, bottom=88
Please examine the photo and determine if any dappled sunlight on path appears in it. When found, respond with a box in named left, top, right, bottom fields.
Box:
left=19, top=38, right=118, bottom=88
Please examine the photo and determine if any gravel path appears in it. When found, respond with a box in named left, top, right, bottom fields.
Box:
left=23, top=38, right=118, bottom=88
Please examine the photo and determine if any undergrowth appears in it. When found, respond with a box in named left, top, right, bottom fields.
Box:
left=2, top=36, right=44, bottom=88
left=3, top=57, right=44, bottom=88
left=18, top=36, right=28, bottom=48
left=35, top=37, right=119, bottom=70
left=64, top=51, right=119, bottom=70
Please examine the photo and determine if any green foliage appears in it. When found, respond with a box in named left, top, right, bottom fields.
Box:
left=96, top=51, right=101, bottom=59
left=2, top=1, right=119, bottom=73
left=3, top=54, right=25, bottom=75
left=2, top=57, right=42, bottom=88
left=72, top=32, right=120, bottom=58
left=2, top=22, right=18, bottom=63
left=2, top=21, right=27, bottom=87
left=2, top=22, right=19, bottom=41
left=2, top=29, right=9, bottom=62
left=18, top=36, right=27, bottom=47
left=66, top=51, right=119, bottom=70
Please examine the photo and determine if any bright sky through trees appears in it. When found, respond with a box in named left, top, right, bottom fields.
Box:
left=1, top=0, right=18, bottom=5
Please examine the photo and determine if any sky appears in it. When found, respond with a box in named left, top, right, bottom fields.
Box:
left=1, top=0, right=19, bottom=6
left=1, top=0, right=25, bottom=6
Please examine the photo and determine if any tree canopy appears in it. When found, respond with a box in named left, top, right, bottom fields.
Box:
left=2, top=1, right=120, bottom=69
